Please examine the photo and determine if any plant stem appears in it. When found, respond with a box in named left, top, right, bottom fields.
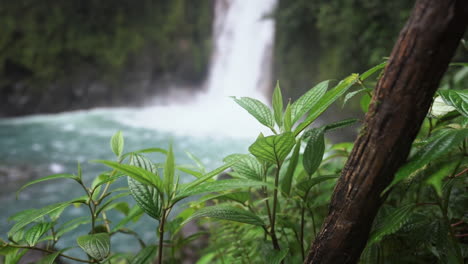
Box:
left=7, top=244, right=93, bottom=263
left=270, top=164, right=281, bottom=250
left=158, top=209, right=168, bottom=264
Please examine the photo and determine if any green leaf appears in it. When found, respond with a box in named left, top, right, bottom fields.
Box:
left=175, top=179, right=268, bottom=204
left=438, top=89, right=468, bottom=117
left=8, top=199, right=79, bottom=237
left=303, top=128, right=325, bottom=176
left=324, top=118, right=358, bottom=132
left=283, top=102, right=293, bottom=132
left=369, top=204, right=416, bottom=245
left=280, top=141, right=300, bottom=195
left=360, top=62, right=386, bottom=81
left=111, top=131, right=124, bottom=157
left=388, top=129, right=467, bottom=190
left=184, top=159, right=240, bottom=190
left=77, top=233, right=110, bottom=261
left=185, top=151, right=206, bottom=173
left=425, top=161, right=459, bottom=197
left=296, top=175, right=339, bottom=195
left=291, top=80, right=329, bottom=124
left=232, top=96, right=274, bottom=128
left=16, top=173, right=79, bottom=198
left=37, top=248, right=71, bottom=264
left=343, top=88, right=371, bottom=106
left=249, top=132, right=296, bottom=165
left=128, top=176, right=162, bottom=220
left=272, top=81, right=284, bottom=127
left=56, top=217, right=91, bottom=238
left=164, top=144, right=175, bottom=193
left=24, top=222, right=52, bottom=246
left=294, top=74, right=359, bottom=135
left=266, top=247, right=289, bottom=264
left=230, top=155, right=264, bottom=181
left=95, top=160, right=163, bottom=193
left=131, top=246, right=157, bottom=264
left=112, top=206, right=144, bottom=232
left=4, top=248, right=27, bottom=264
left=182, top=205, right=265, bottom=226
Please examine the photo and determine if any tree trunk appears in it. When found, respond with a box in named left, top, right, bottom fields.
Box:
left=304, top=1, right=468, bottom=263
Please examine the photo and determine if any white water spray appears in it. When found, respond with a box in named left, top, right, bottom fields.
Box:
left=117, top=0, right=278, bottom=138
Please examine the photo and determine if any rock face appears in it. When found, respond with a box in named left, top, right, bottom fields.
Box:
left=0, top=1, right=214, bottom=117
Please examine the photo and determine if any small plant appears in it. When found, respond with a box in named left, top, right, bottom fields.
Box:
left=1, top=63, right=466, bottom=263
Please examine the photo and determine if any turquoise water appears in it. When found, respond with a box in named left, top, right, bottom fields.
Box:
left=0, top=107, right=252, bottom=258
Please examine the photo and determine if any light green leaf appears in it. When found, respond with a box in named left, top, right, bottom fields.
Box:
left=95, top=160, right=163, bottom=193
left=430, top=96, right=456, bottom=117
left=185, top=151, right=206, bottom=173
left=249, top=132, right=296, bottom=165
left=77, top=233, right=110, bottom=261
left=369, top=204, right=415, bottom=245
left=184, top=159, right=240, bottom=190
left=4, top=248, right=27, bottom=264
left=56, top=217, right=91, bottom=238
left=439, top=89, right=468, bottom=117
left=388, top=128, right=467, bottom=190
left=182, top=205, right=265, bottom=226
left=8, top=199, right=80, bottom=237
left=25, top=222, right=52, bottom=246
left=232, top=97, right=274, bottom=128
left=294, top=74, right=359, bottom=135
left=131, top=246, right=157, bottom=264
left=343, top=88, right=371, bottom=106
left=112, top=206, right=144, bottom=232
left=272, top=81, right=284, bottom=127
left=280, top=141, right=300, bottom=196
left=164, top=144, right=175, bottom=193
left=303, top=128, right=325, bottom=176
left=111, top=131, right=124, bottom=157
left=291, top=80, right=329, bottom=124
left=174, top=179, right=268, bottom=204
left=426, top=161, right=459, bottom=197
left=230, top=155, right=264, bottom=181
left=360, top=62, right=386, bottom=81
left=16, top=173, right=79, bottom=198
left=283, top=102, right=292, bottom=132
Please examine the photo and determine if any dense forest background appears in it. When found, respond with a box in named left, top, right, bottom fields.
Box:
left=1, top=0, right=463, bottom=116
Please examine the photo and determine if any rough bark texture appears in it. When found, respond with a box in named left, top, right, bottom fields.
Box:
left=305, top=1, right=468, bottom=263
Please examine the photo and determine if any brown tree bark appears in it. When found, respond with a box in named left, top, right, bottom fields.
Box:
left=304, top=1, right=468, bottom=263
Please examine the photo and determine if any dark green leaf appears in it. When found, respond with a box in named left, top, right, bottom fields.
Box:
left=438, top=89, right=468, bottom=117
left=230, top=155, right=264, bottom=181
left=303, top=128, right=325, bottom=176
left=182, top=205, right=265, bottom=226
left=425, top=161, right=459, bottom=197
left=56, top=217, right=91, bottom=238
left=369, top=204, right=416, bottom=245
left=112, top=206, right=144, bottom=232
left=283, top=102, right=292, bottom=132
left=324, top=118, right=358, bottom=132
left=232, top=97, right=274, bottom=128
left=111, top=131, right=124, bottom=157
left=266, top=247, right=289, bottom=264
left=272, top=81, right=284, bottom=127
left=294, top=74, right=359, bottom=135
left=77, top=233, right=110, bottom=261
left=249, top=132, right=296, bottom=164
left=291, top=80, right=329, bottom=124
left=296, top=175, right=338, bottom=194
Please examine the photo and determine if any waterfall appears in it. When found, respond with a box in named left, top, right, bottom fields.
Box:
left=205, top=0, right=278, bottom=100
left=117, top=0, right=278, bottom=138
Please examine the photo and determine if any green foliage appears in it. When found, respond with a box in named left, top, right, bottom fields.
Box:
left=1, top=64, right=467, bottom=263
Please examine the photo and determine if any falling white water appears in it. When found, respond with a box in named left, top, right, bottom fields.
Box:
left=204, top=0, right=277, bottom=100
left=116, top=0, right=278, bottom=139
